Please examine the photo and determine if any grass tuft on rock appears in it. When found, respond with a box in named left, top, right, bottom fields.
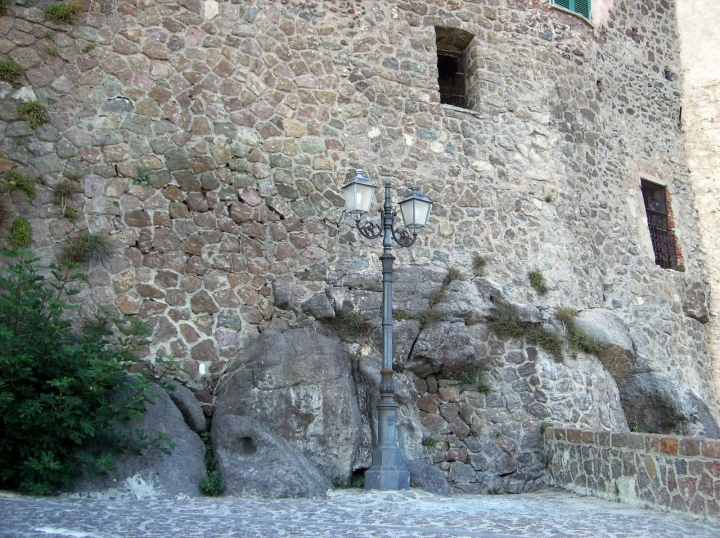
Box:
left=323, top=311, right=371, bottom=342
left=527, top=326, right=563, bottom=360
left=9, top=217, right=32, bottom=248
left=0, top=60, right=23, bottom=85
left=60, top=233, right=111, bottom=265
left=18, top=101, right=47, bottom=129
left=554, top=306, right=602, bottom=355
left=471, top=254, right=487, bottom=277
left=488, top=300, right=526, bottom=338
left=2, top=169, right=35, bottom=198
left=528, top=270, right=548, bottom=295
left=44, top=0, right=83, bottom=24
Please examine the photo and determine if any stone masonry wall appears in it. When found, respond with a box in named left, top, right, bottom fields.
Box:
left=545, top=426, right=720, bottom=520
left=677, top=0, right=720, bottom=420
left=0, top=0, right=718, bottom=447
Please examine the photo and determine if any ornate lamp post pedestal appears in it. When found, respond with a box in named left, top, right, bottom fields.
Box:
left=341, top=169, right=432, bottom=491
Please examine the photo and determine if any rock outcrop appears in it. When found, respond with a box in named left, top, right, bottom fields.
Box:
left=73, top=386, right=206, bottom=498
left=214, top=328, right=370, bottom=484
left=212, top=414, right=332, bottom=498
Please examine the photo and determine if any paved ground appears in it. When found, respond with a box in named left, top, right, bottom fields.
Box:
left=1, top=488, right=718, bottom=538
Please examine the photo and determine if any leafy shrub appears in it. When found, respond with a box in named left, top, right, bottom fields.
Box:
left=0, top=0, right=9, bottom=17
left=528, top=270, right=548, bottom=295
left=18, top=101, right=47, bottom=129
left=488, top=300, right=525, bottom=338
left=471, top=254, right=487, bottom=277
left=199, top=432, right=223, bottom=496
left=9, top=217, right=31, bottom=248
left=0, top=60, right=23, bottom=85
left=2, top=169, right=35, bottom=198
left=0, top=252, right=172, bottom=494
left=44, top=0, right=83, bottom=24
left=60, top=234, right=111, bottom=265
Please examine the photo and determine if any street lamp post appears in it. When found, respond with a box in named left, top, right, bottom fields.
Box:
left=341, top=168, right=432, bottom=491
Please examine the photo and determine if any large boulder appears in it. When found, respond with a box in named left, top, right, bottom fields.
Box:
left=404, top=459, right=452, bottom=495
left=620, top=372, right=688, bottom=434
left=405, top=321, right=476, bottom=379
left=212, top=414, right=332, bottom=498
left=214, top=328, right=369, bottom=483
left=574, top=309, right=636, bottom=388
left=73, top=386, right=206, bottom=497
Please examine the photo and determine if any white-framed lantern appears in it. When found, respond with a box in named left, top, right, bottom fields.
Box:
left=398, top=186, right=432, bottom=232
left=341, top=168, right=377, bottom=214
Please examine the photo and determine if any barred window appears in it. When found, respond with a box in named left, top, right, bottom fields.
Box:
left=435, top=27, right=475, bottom=110
left=551, top=0, right=591, bottom=22
left=640, top=180, right=680, bottom=270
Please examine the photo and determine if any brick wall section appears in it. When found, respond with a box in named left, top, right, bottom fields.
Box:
left=544, top=427, right=720, bottom=520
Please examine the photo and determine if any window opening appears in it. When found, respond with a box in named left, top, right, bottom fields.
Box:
left=435, top=27, right=474, bottom=110
left=640, top=180, right=679, bottom=270
left=437, top=49, right=467, bottom=108
left=551, top=0, right=592, bottom=22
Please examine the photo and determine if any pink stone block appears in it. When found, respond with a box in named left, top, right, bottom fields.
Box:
left=216, top=329, right=238, bottom=347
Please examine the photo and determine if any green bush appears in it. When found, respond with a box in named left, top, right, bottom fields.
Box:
left=9, top=217, right=31, bottom=248
left=60, top=234, right=111, bottom=265
left=0, top=252, right=172, bottom=494
left=0, top=0, right=9, bottom=17
left=18, top=101, right=47, bottom=129
left=44, top=0, right=83, bottom=24
left=199, top=432, right=223, bottom=496
left=0, top=60, right=23, bottom=85
left=2, top=169, right=35, bottom=198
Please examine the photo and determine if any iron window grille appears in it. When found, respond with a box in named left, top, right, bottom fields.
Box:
left=641, top=180, right=679, bottom=270
left=437, top=48, right=467, bottom=109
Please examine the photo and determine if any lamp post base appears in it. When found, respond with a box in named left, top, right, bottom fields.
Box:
left=364, top=448, right=410, bottom=491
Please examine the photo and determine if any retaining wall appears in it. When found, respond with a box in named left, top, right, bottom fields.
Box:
left=545, top=427, right=720, bottom=520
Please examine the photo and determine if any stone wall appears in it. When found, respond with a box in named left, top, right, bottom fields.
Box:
left=677, top=0, right=720, bottom=423
left=0, top=0, right=718, bottom=487
left=545, top=426, right=720, bottom=520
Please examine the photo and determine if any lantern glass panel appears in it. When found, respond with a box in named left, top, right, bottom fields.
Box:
left=342, top=182, right=375, bottom=214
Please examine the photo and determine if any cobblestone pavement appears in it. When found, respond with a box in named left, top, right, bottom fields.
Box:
left=1, top=489, right=718, bottom=538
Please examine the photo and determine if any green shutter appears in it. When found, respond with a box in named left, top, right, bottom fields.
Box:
left=552, top=0, right=591, bottom=21
left=574, top=0, right=591, bottom=19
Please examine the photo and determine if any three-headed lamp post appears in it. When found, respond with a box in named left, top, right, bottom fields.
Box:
left=341, top=168, right=432, bottom=491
